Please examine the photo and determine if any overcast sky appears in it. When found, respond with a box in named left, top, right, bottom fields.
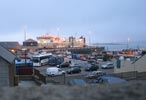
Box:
left=0, top=0, right=146, bottom=44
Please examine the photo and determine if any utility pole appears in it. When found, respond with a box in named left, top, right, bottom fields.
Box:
left=57, top=28, right=60, bottom=47
left=23, top=25, right=27, bottom=67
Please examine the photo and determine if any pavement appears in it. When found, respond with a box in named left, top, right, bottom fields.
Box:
left=18, top=81, right=39, bottom=87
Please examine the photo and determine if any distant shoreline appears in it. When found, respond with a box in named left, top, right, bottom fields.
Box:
left=93, top=42, right=146, bottom=51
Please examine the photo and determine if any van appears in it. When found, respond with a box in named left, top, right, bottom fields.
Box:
left=46, top=67, right=65, bottom=76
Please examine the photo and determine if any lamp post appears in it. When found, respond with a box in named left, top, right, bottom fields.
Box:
left=87, top=31, right=92, bottom=47
left=127, top=37, right=130, bottom=49
left=22, top=48, right=27, bottom=67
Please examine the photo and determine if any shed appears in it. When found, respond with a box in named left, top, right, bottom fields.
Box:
left=0, top=45, right=16, bottom=86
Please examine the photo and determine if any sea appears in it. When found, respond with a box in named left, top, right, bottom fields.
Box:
left=93, top=42, right=146, bottom=51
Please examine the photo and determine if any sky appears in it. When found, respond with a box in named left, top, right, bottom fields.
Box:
left=0, top=0, right=146, bottom=44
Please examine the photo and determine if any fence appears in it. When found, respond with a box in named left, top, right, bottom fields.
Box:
left=110, top=71, right=146, bottom=80
left=34, top=68, right=146, bottom=85
left=33, top=68, right=46, bottom=84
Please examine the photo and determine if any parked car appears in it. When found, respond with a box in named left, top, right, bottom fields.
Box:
left=85, top=71, right=106, bottom=79
left=67, top=67, right=81, bottom=74
left=92, top=76, right=127, bottom=84
left=69, top=63, right=82, bottom=68
left=101, top=62, right=114, bottom=69
left=84, top=63, right=99, bottom=71
left=80, top=57, right=87, bottom=61
left=68, top=79, right=88, bottom=86
left=96, top=56, right=104, bottom=62
left=46, top=67, right=65, bottom=76
left=57, top=61, right=70, bottom=68
left=48, top=56, right=64, bottom=66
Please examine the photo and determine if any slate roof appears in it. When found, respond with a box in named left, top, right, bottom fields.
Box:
left=0, top=45, right=16, bottom=64
left=0, top=42, right=21, bottom=50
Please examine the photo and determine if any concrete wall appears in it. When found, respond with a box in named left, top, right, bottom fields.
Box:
left=114, top=61, right=135, bottom=73
left=135, top=55, right=146, bottom=72
left=0, top=57, right=9, bottom=86
left=114, top=55, right=146, bottom=73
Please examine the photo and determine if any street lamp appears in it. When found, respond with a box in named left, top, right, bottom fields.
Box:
left=127, top=37, right=130, bottom=49
left=22, top=48, right=27, bottom=67
left=87, top=31, right=92, bottom=47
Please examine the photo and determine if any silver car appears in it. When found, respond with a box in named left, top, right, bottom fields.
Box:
left=101, top=63, right=114, bottom=69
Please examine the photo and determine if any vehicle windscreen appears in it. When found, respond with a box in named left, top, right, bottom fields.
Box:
left=32, top=57, right=40, bottom=62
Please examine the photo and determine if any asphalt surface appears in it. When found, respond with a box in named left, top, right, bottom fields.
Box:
left=35, top=58, right=114, bottom=78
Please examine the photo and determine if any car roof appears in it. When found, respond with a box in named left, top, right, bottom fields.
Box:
left=100, top=76, right=127, bottom=83
left=69, top=79, right=87, bottom=86
left=92, top=71, right=103, bottom=73
left=47, top=67, right=59, bottom=70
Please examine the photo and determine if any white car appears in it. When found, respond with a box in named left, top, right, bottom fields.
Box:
left=46, top=67, right=65, bottom=76
left=101, top=63, right=114, bottom=69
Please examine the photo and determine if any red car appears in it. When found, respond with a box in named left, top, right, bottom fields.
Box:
left=80, top=57, right=87, bottom=61
left=87, top=59, right=99, bottom=64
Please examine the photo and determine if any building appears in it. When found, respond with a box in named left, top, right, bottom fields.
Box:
left=37, top=33, right=65, bottom=48
left=0, top=45, right=16, bottom=86
left=114, top=54, right=146, bottom=73
left=0, top=41, right=21, bottom=55
left=69, top=36, right=85, bottom=48
left=23, top=38, right=38, bottom=51
left=37, top=33, right=86, bottom=48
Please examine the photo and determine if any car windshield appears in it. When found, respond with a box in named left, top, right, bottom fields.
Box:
left=58, top=69, right=62, bottom=72
left=32, top=57, right=40, bottom=62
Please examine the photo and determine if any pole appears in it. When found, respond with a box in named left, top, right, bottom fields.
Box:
left=24, top=25, right=27, bottom=41
left=25, top=49, right=26, bottom=67
left=63, top=73, right=66, bottom=84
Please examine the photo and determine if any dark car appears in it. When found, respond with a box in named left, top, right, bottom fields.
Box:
left=58, top=62, right=70, bottom=68
left=85, top=71, right=106, bottom=79
left=68, top=79, right=88, bottom=86
left=48, top=56, right=64, bottom=66
left=84, top=63, right=99, bottom=71
left=67, top=67, right=81, bottom=74
left=92, top=76, right=127, bottom=84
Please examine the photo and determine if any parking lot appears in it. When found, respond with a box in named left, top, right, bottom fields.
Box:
left=34, top=58, right=114, bottom=84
